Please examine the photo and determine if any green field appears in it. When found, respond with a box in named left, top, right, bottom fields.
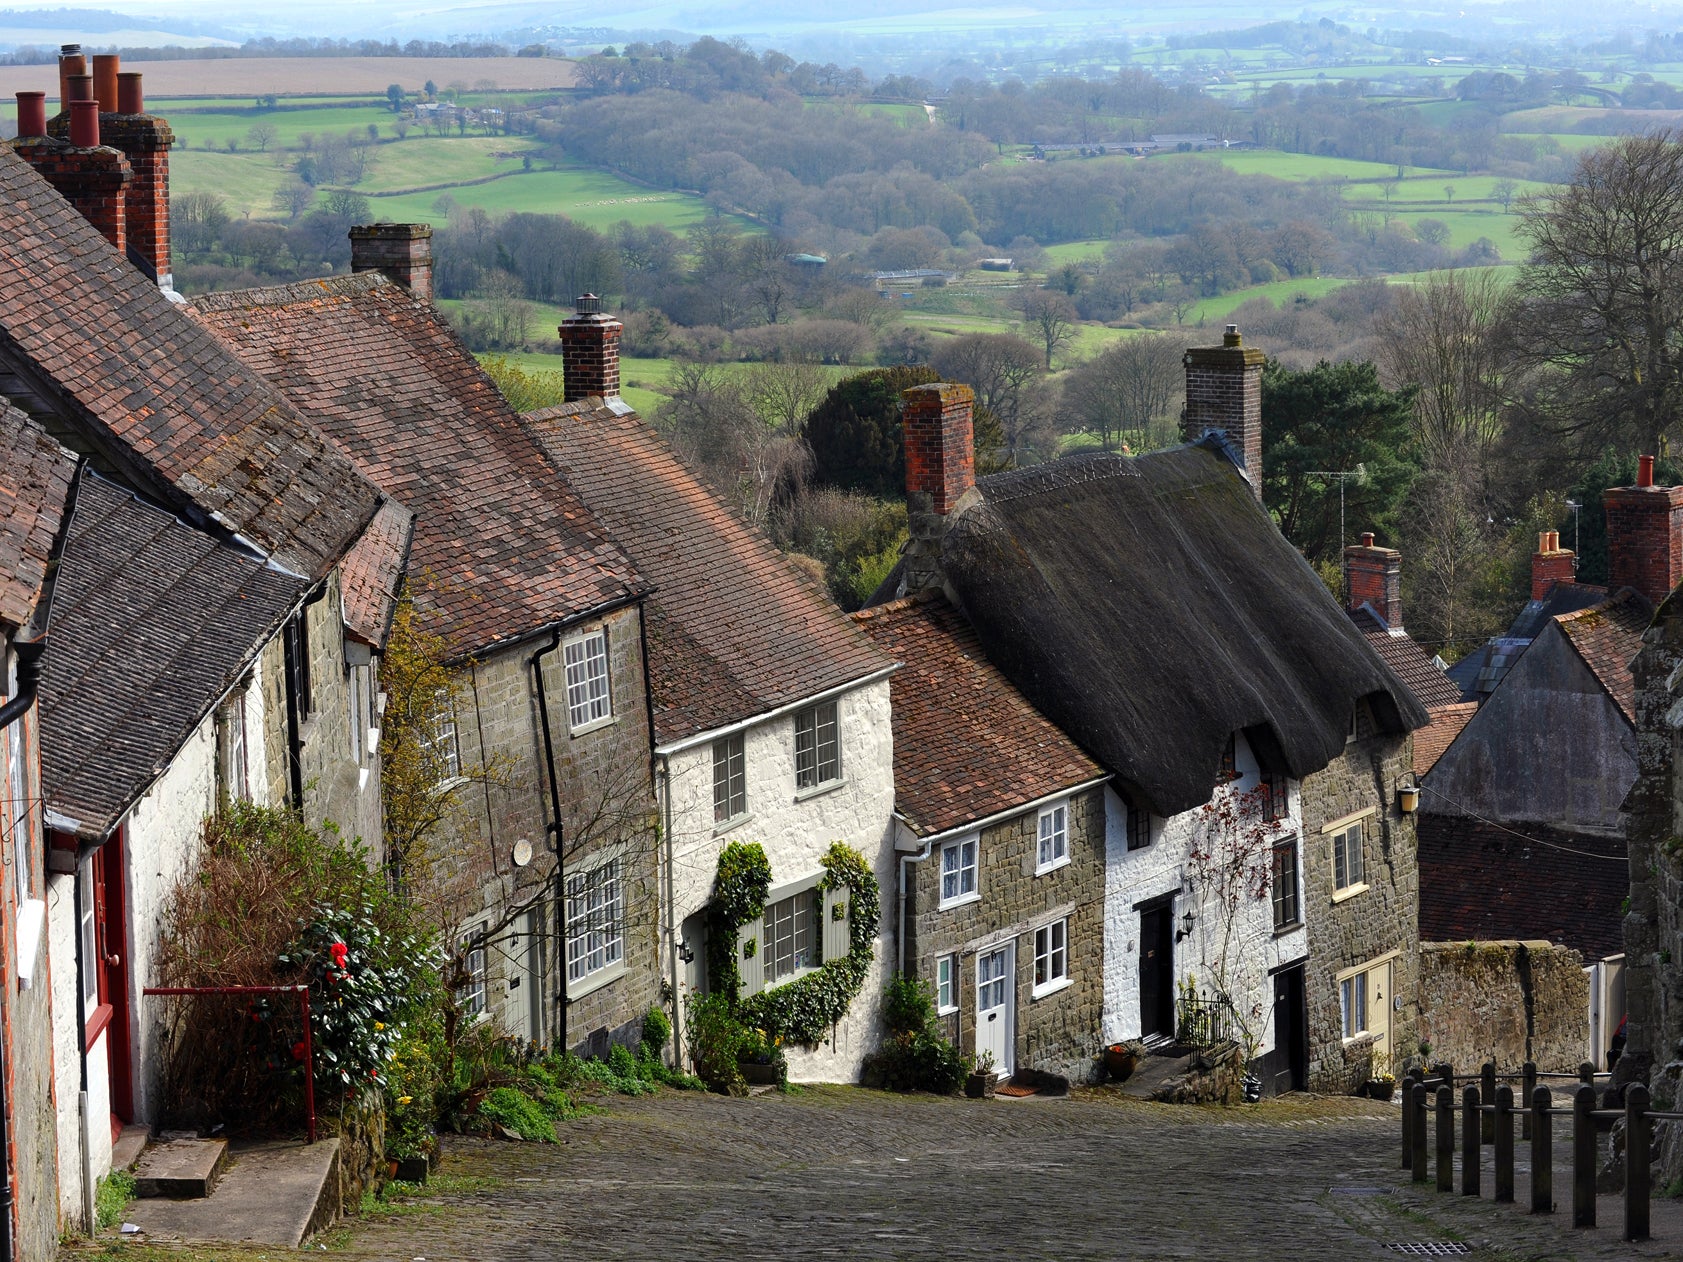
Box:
left=366, top=165, right=727, bottom=231
left=476, top=350, right=854, bottom=418
left=1174, top=149, right=1451, bottom=181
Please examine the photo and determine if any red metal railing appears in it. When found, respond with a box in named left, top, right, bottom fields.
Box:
left=142, top=984, right=316, bottom=1144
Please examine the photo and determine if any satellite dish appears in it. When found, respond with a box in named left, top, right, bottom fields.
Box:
left=511, top=838, right=533, bottom=868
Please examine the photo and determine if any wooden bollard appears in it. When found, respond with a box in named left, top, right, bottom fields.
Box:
left=1436, top=1084, right=1455, bottom=1193
left=1573, top=1084, right=1597, bottom=1227
left=1411, top=1081, right=1429, bottom=1183
left=1522, top=1062, right=1537, bottom=1140
left=1401, top=1070, right=1417, bottom=1169
left=1579, top=1060, right=1596, bottom=1090
left=1531, top=1085, right=1553, bottom=1214
left=1626, top=1082, right=1651, bottom=1242
left=1461, top=1084, right=1481, bottom=1196
left=1494, top=1083, right=1515, bottom=1204
left=1481, top=1062, right=1496, bottom=1143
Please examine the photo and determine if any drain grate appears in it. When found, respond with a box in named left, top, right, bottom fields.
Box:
left=1386, top=1245, right=1472, bottom=1257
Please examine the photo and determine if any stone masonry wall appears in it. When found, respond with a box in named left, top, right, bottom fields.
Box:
left=1418, top=940, right=1589, bottom=1074
left=1300, top=729, right=1420, bottom=1093
left=909, top=787, right=1105, bottom=1085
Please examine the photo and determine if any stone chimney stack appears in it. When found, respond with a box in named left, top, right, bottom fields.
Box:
left=349, top=223, right=433, bottom=301
left=1343, top=532, right=1403, bottom=629
left=1182, top=324, right=1265, bottom=501
left=1531, top=530, right=1576, bottom=601
left=558, top=295, right=623, bottom=401
left=1604, top=455, right=1683, bottom=605
left=15, top=94, right=131, bottom=254
left=900, top=382, right=975, bottom=595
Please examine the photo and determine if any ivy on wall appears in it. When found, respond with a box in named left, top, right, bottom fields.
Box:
left=707, top=840, right=879, bottom=1047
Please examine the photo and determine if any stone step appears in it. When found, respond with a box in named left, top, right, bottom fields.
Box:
left=111, top=1123, right=150, bottom=1173
left=132, top=1137, right=228, bottom=1199
left=123, top=1138, right=341, bottom=1248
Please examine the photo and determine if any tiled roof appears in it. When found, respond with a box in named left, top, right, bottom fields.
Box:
left=0, top=149, right=379, bottom=579
left=0, top=405, right=76, bottom=632
left=1556, top=589, right=1652, bottom=724
left=523, top=399, right=892, bottom=745
left=851, top=593, right=1106, bottom=837
left=1417, top=813, right=1626, bottom=960
left=38, top=473, right=306, bottom=840
left=192, top=275, right=645, bottom=657
left=1412, top=701, right=1476, bottom=778
left=1446, top=582, right=1610, bottom=702
left=340, top=498, right=414, bottom=649
left=1349, top=608, right=1462, bottom=711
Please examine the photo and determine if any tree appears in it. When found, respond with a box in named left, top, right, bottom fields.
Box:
left=1261, top=359, right=1418, bottom=565
left=1058, top=334, right=1184, bottom=451
left=806, top=365, right=942, bottom=497
left=1493, top=178, right=1518, bottom=211
left=931, top=332, right=1049, bottom=467
left=1015, top=289, right=1079, bottom=369
left=320, top=189, right=371, bottom=222
left=387, top=83, right=406, bottom=112
left=1513, top=131, right=1683, bottom=456
left=269, top=177, right=317, bottom=222
left=246, top=122, right=276, bottom=153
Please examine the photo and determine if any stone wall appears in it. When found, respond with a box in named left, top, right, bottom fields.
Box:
left=1417, top=940, right=1589, bottom=1074
left=909, top=787, right=1106, bottom=1085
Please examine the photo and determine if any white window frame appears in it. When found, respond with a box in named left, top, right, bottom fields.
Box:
left=762, top=887, right=819, bottom=984
left=935, top=953, right=958, bottom=1014
left=1036, top=800, right=1069, bottom=873
left=8, top=715, right=30, bottom=898
left=794, top=700, right=841, bottom=791
left=712, top=732, right=747, bottom=827
left=428, top=696, right=461, bottom=784
left=1340, top=969, right=1369, bottom=1041
left=458, top=929, right=487, bottom=1019
left=938, top=835, right=979, bottom=909
left=1032, top=918, right=1070, bottom=998
left=79, top=859, right=98, bottom=1017
left=221, top=692, right=249, bottom=805
left=563, top=627, right=613, bottom=734
left=1329, top=811, right=1370, bottom=899
left=566, top=858, right=624, bottom=987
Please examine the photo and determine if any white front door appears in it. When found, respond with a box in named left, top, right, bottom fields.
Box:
left=976, top=944, right=1014, bottom=1075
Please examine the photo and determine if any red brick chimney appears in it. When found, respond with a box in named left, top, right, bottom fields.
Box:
left=558, top=295, right=623, bottom=401
left=1344, top=531, right=1403, bottom=629
left=1182, top=324, right=1265, bottom=501
left=14, top=96, right=131, bottom=254
left=1531, top=530, right=1575, bottom=601
left=1604, top=456, right=1683, bottom=605
left=900, top=382, right=975, bottom=595
left=349, top=222, right=433, bottom=301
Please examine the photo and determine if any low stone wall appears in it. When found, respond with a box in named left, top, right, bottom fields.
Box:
left=1417, top=940, right=1588, bottom=1074
left=1150, top=1041, right=1244, bottom=1105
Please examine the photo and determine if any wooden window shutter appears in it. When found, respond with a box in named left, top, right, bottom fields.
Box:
left=822, top=885, right=850, bottom=964
left=736, top=918, right=764, bottom=996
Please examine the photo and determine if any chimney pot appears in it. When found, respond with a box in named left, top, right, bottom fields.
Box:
left=1223, top=323, right=1241, bottom=347
left=1640, top=454, right=1656, bottom=487
left=558, top=296, right=623, bottom=401
left=575, top=292, right=603, bottom=315
left=66, top=74, right=93, bottom=104
left=69, top=99, right=100, bottom=148
left=17, top=92, right=46, bottom=138
left=57, top=47, right=86, bottom=108
left=117, top=72, right=143, bottom=115
left=92, top=54, right=119, bottom=113
left=1343, top=531, right=1403, bottom=627
left=1361, top=531, right=1374, bottom=547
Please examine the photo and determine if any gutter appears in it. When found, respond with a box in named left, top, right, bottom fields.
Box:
left=653, top=663, right=900, bottom=758
left=894, top=774, right=1112, bottom=850
left=896, top=828, right=933, bottom=977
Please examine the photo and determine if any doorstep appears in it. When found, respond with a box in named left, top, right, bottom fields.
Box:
left=120, top=1138, right=341, bottom=1248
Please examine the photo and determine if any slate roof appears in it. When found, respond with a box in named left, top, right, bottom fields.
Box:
left=1349, top=607, right=1462, bottom=711
left=192, top=275, right=646, bottom=657
left=340, top=498, right=414, bottom=650
left=0, top=405, right=77, bottom=633
left=851, top=593, right=1106, bottom=837
left=37, top=473, right=306, bottom=840
left=1412, top=701, right=1477, bottom=778
left=1445, top=581, right=1609, bottom=702
left=1417, top=813, right=1627, bottom=960
left=1555, top=589, right=1652, bottom=725
left=523, top=398, right=893, bottom=745
left=938, top=441, right=1430, bottom=818
left=0, top=148, right=380, bottom=580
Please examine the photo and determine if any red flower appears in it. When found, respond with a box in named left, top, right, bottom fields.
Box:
left=291, top=1040, right=307, bottom=1062
left=329, top=941, right=349, bottom=967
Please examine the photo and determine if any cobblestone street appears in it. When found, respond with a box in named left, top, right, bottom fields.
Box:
left=325, top=1087, right=1683, bottom=1262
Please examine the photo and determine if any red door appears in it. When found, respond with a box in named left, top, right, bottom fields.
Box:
left=89, top=830, right=133, bottom=1133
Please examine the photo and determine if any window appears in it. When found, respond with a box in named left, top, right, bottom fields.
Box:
left=763, top=889, right=817, bottom=983
left=566, top=859, right=623, bottom=984
left=794, top=701, right=840, bottom=790
left=1036, top=802, right=1069, bottom=872
left=79, top=860, right=100, bottom=1017
left=458, top=931, right=487, bottom=1018
left=939, top=836, right=978, bottom=907
left=284, top=611, right=313, bottom=717
left=427, top=698, right=460, bottom=782
left=1340, top=970, right=1369, bottom=1040
left=563, top=628, right=612, bottom=731
left=217, top=693, right=249, bottom=807
left=1259, top=771, right=1288, bottom=822
left=1034, top=919, right=1069, bottom=995
left=1218, top=734, right=1237, bottom=780
left=1125, top=797, right=1152, bottom=851
left=349, top=664, right=365, bottom=763
left=8, top=715, right=30, bottom=898
left=712, top=733, right=746, bottom=824
left=936, top=954, right=958, bottom=1014
left=1333, top=820, right=1366, bottom=893
left=1271, top=839, right=1300, bottom=930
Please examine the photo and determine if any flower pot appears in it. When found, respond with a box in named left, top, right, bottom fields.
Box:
left=738, top=1059, right=782, bottom=1086
left=965, top=1071, right=999, bottom=1099
left=1366, top=1079, right=1396, bottom=1102
left=394, top=1157, right=429, bottom=1183
left=1102, top=1044, right=1142, bottom=1081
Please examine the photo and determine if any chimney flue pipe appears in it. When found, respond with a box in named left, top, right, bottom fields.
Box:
left=69, top=99, right=99, bottom=148
left=116, top=72, right=143, bottom=115
left=16, top=92, right=46, bottom=138
left=92, top=54, right=119, bottom=113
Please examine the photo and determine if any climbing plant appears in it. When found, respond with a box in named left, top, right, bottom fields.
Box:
left=705, top=840, right=772, bottom=1004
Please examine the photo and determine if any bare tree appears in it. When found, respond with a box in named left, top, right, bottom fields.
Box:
left=931, top=332, right=1051, bottom=466
left=1015, top=288, right=1080, bottom=369
left=741, top=360, right=828, bottom=431
left=1059, top=334, right=1184, bottom=451
left=246, top=122, right=277, bottom=153
left=269, top=177, right=317, bottom=222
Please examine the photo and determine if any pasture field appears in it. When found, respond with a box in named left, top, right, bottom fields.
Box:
left=475, top=350, right=854, bottom=418
left=1499, top=105, right=1683, bottom=133
left=1173, top=149, right=1450, bottom=181
left=365, top=165, right=727, bottom=231
left=0, top=56, right=575, bottom=99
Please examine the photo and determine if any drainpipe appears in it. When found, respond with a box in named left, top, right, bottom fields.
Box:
left=896, top=828, right=934, bottom=976
left=528, top=630, right=568, bottom=1055
left=0, top=644, right=39, bottom=1262
left=656, top=753, right=679, bottom=1066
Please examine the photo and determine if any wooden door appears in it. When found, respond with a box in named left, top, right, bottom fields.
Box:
left=1270, top=965, right=1308, bottom=1095
left=1139, top=905, right=1174, bottom=1039
left=92, top=831, right=133, bottom=1129
left=975, top=944, right=1014, bottom=1075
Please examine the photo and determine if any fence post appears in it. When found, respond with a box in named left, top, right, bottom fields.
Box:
left=1580, top=1060, right=1596, bottom=1090
left=1461, top=1084, right=1480, bottom=1196
left=1531, top=1086, right=1553, bottom=1214
left=1436, top=1084, right=1455, bottom=1193
left=1573, top=1084, right=1596, bottom=1227
left=1434, top=1061, right=1454, bottom=1091
left=1481, top=1062, right=1496, bottom=1143
left=1522, top=1061, right=1537, bottom=1140
left=1411, top=1081, right=1429, bottom=1183
left=1401, top=1070, right=1417, bottom=1169
left=1626, top=1083, right=1651, bottom=1242
left=1494, top=1083, right=1515, bottom=1204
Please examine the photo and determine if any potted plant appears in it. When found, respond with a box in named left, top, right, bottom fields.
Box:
left=1365, top=1070, right=1397, bottom=1102
left=736, top=1027, right=786, bottom=1086
left=965, top=1049, right=999, bottom=1098
left=1102, top=1039, right=1147, bottom=1081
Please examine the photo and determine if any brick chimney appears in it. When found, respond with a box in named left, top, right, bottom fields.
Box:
left=558, top=295, right=623, bottom=401
left=1604, top=455, right=1683, bottom=605
left=1182, top=324, right=1265, bottom=501
left=1344, top=531, right=1403, bottom=630
left=900, top=382, right=975, bottom=595
left=1531, top=530, right=1575, bottom=601
left=15, top=96, right=131, bottom=253
left=349, top=222, right=433, bottom=301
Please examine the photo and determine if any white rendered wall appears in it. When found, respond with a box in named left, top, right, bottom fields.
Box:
left=662, top=678, right=896, bottom=1082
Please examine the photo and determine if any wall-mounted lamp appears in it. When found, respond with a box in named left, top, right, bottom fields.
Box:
left=1397, top=776, right=1420, bottom=814
left=1175, top=908, right=1197, bottom=943
left=677, top=940, right=695, bottom=965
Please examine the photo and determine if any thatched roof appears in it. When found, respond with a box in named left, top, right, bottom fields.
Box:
left=940, top=440, right=1429, bottom=818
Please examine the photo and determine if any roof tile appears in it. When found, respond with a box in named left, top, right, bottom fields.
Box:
left=0, top=405, right=76, bottom=632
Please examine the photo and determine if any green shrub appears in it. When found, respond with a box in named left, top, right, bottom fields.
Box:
left=866, top=975, right=969, bottom=1094
left=883, top=974, right=937, bottom=1037
left=685, top=992, right=749, bottom=1096
left=478, top=1086, right=556, bottom=1142
left=94, top=1170, right=135, bottom=1231
left=641, top=1005, right=672, bottom=1054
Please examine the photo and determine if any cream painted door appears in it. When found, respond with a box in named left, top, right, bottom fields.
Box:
left=976, top=944, right=1015, bottom=1075
left=1367, top=960, right=1393, bottom=1074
